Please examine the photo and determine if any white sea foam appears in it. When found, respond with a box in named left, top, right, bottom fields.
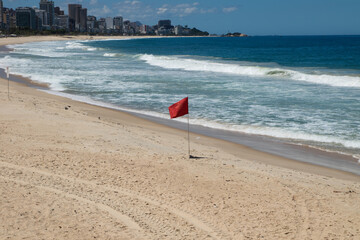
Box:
left=9, top=42, right=77, bottom=58
left=65, top=41, right=84, bottom=49
left=3, top=40, right=360, bottom=156
left=64, top=41, right=98, bottom=51
left=103, top=53, right=122, bottom=57
left=186, top=118, right=360, bottom=149
left=0, top=55, right=29, bottom=68
left=39, top=88, right=360, bottom=151
left=139, top=54, right=360, bottom=88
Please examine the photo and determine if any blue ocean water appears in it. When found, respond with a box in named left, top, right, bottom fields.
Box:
left=1, top=36, right=360, bottom=159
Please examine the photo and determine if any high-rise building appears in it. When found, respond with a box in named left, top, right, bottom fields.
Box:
left=54, top=6, right=60, bottom=15
left=97, top=18, right=106, bottom=33
left=87, top=15, right=96, bottom=32
left=39, top=0, right=54, bottom=26
left=55, top=15, right=68, bottom=30
left=0, top=0, right=3, bottom=26
left=10, top=10, right=17, bottom=29
left=105, top=17, right=114, bottom=29
left=68, top=4, right=81, bottom=31
left=140, top=25, right=148, bottom=34
left=35, top=8, right=47, bottom=30
left=113, top=16, right=123, bottom=33
left=54, top=7, right=64, bottom=16
left=16, top=7, right=37, bottom=30
left=4, top=8, right=17, bottom=29
left=2, top=8, right=16, bottom=30
left=158, top=20, right=171, bottom=28
left=79, top=8, right=87, bottom=32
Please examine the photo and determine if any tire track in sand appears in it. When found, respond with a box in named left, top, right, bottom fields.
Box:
left=0, top=161, right=230, bottom=239
left=280, top=182, right=311, bottom=239
left=0, top=176, right=145, bottom=240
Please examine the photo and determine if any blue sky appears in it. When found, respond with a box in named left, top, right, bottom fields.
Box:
left=3, top=0, right=360, bottom=35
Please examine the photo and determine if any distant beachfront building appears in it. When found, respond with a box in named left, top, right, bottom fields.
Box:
left=156, top=19, right=174, bottom=35
left=87, top=15, right=96, bottom=33
left=55, top=15, right=69, bottom=30
left=122, top=20, right=140, bottom=35
left=105, top=17, right=114, bottom=30
left=97, top=18, right=106, bottom=33
left=53, top=5, right=67, bottom=31
left=67, top=4, right=87, bottom=32
left=113, top=16, right=123, bottom=33
left=158, top=19, right=171, bottom=28
left=175, top=25, right=190, bottom=36
left=140, top=25, right=151, bottom=35
left=156, top=27, right=173, bottom=36
left=2, top=8, right=16, bottom=30
left=54, top=6, right=64, bottom=16
left=79, top=8, right=87, bottom=32
left=123, top=20, right=130, bottom=35
left=39, top=0, right=54, bottom=26
left=35, top=8, right=47, bottom=30
left=16, top=7, right=37, bottom=30
left=130, top=21, right=141, bottom=34
left=0, top=0, right=3, bottom=27
left=68, top=4, right=81, bottom=31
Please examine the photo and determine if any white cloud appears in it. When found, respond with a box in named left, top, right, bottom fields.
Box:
left=156, top=3, right=201, bottom=17
left=124, top=0, right=141, bottom=5
left=223, top=7, right=237, bottom=13
left=91, top=1, right=216, bottom=22
left=131, top=1, right=141, bottom=5
left=90, top=0, right=98, bottom=5
left=184, top=7, right=196, bottom=14
left=103, top=5, right=111, bottom=14
left=200, top=8, right=216, bottom=14
left=88, top=5, right=111, bottom=16
left=157, top=5, right=169, bottom=15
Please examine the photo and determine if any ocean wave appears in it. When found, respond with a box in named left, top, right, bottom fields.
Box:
left=139, top=54, right=360, bottom=88
left=191, top=120, right=360, bottom=149
left=65, top=41, right=84, bottom=49
left=103, top=53, right=123, bottom=57
left=65, top=41, right=99, bottom=51
left=35, top=88, right=360, bottom=151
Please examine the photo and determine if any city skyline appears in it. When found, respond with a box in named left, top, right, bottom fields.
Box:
left=2, top=0, right=360, bottom=35
left=1, top=0, right=209, bottom=36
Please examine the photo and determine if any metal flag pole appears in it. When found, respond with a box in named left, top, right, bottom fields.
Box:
left=188, top=109, right=191, bottom=158
left=6, top=67, right=9, bottom=100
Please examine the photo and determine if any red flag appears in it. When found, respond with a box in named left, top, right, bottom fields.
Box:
left=168, top=97, right=188, bottom=119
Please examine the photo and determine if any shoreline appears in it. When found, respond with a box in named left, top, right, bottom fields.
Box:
left=1, top=36, right=359, bottom=177
left=1, top=76, right=359, bottom=182
left=2, top=65, right=360, bottom=177
left=1, top=37, right=360, bottom=239
left=40, top=88, right=360, bottom=177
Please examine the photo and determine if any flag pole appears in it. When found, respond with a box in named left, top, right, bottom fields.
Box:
left=188, top=110, right=190, bottom=158
left=7, top=67, right=9, bottom=100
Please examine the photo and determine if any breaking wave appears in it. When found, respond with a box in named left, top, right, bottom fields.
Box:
left=103, top=53, right=123, bottom=57
left=40, top=89, right=360, bottom=151
left=139, top=54, right=360, bottom=88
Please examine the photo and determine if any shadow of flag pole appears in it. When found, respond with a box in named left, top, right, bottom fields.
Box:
left=168, top=97, right=191, bottom=158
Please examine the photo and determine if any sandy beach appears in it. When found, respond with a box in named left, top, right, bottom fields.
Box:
left=1, top=36, right=359, bottom=239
